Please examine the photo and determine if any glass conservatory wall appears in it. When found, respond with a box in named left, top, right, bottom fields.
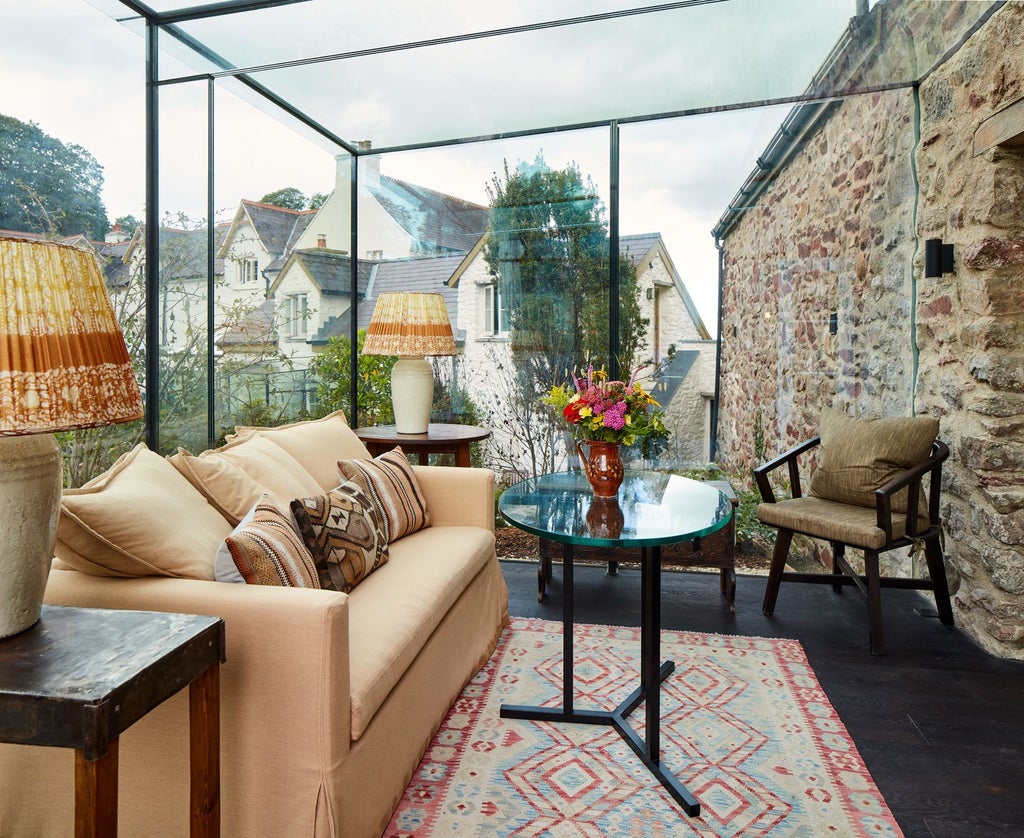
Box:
left=155, top=81, right=211, bottom=454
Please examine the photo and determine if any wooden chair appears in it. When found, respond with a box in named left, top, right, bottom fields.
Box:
left=755, top=435, right=954, bottom=655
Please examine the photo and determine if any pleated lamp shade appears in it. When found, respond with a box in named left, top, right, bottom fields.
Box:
left=363, top=292, right=457, bottom=358
left=361, top=292, right=456, bottom=434
left=0, top=236, right=143, bottom=638
left=0, top=236, right=143, bottom=435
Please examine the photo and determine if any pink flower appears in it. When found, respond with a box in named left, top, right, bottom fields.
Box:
left=602, top=400, right=628, bottom=429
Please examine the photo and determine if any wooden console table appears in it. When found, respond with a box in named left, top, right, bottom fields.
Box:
left=0, top=605, right=225, bottom=837
left=355, top=423, right=489, bottom=467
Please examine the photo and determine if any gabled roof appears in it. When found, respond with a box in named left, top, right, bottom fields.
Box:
left=368, top=176, right=489, bottom=254
left=269, top=247, right=373, bottom=298
left=217, top=200, right=317, bottom=260
left=312, top=253, right=466, bottom=346
left=125, top=223, right=228, bottom=282
left=619, top=233, right=663, bottom=268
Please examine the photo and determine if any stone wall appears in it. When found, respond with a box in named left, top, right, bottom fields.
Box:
left=915, top=2, right=1024, bottom=656
left=715, top=0, right=1024, bottom=657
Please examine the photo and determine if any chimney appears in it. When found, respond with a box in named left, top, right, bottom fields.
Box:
left=317, top=234, right=327, bottom=248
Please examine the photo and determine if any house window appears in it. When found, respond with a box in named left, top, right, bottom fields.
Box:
left=483, top=283, right=510, bottom=337
left=286, top=293, right=309, bottom=338
left=238, top=258, right=258, bottom=284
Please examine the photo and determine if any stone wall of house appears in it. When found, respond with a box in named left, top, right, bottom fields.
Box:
left=914, top=2, right=1024, bottom=657
left=716, top=0, right=1024, bottom=657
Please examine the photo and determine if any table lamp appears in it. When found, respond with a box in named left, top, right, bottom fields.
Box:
left=362, top=292, right=456, bottom=434
left=0, top=236, right=143, bottom=638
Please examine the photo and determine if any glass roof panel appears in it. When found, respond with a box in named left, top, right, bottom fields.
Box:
left=97, top=0, right=998, bottom=150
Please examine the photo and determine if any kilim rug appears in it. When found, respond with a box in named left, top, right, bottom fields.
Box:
left=386, top=617, right=902, bottom=837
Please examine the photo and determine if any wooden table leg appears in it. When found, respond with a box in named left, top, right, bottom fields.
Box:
left=190, top=663, right=220, bottom=838
left=75, top=740, right=118, bottom=838
left=455, top=443, right=471, bottom=467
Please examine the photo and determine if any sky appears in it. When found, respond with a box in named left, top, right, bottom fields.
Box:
left=0, top=0, right=808, bottom=331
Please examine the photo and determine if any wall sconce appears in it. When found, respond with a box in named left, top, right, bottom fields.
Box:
left=645, top=287, right=655, bottom=301
left=829, top=312, right=838, bottom=335
left=925, top=238, right=955, bottom=277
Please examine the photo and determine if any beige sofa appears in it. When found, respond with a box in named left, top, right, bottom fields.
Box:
left=0, top=412, right=509, bottom=837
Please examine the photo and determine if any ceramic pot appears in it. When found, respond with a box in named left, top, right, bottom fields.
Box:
left=576, top=439, right=624, bottom=498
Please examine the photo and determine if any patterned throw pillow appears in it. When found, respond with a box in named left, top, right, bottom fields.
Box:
left=291, top=478, right=389, bottom=593
left=221, top=495, right=320, bottom=588
left=337, top=446, right=430, bottom=543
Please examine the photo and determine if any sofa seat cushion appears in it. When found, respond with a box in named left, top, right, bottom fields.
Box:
left=345, top=525, right=496, bottom=740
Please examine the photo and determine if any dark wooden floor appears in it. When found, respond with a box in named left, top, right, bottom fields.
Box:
left=500, top=559, right=1024, bottom=838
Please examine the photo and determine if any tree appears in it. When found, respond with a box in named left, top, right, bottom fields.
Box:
left=309, top=330, right=396, bottom=427
left=483, top=153, right=646, bottom=390
left=481, top=154, right=648, bottom=474
left=259, top=187, right=307, bottom=210
left=309, top=192, right=328, bottom=210
left=0, top=114, right=108, bottom=238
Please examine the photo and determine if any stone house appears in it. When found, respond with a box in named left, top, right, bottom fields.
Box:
left=713, top=0, right=1024, bottom=658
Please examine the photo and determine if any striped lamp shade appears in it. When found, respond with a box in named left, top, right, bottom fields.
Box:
left=0, top=236, right=143, bottom=435
left=363, top=292, right=457, bottom=357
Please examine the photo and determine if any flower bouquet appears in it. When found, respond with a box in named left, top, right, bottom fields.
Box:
left=542, top=366, right=669, bottom=496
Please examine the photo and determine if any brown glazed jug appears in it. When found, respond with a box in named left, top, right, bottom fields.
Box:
left=576, top=440, right=625, bottom=498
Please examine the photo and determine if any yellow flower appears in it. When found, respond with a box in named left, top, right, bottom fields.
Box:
left=579, top=405, right=593, bottom=418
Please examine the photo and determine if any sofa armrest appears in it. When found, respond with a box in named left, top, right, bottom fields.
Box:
left=42, top=569, right=351, bottom=832
left=412, top=465, right=495, bottom=532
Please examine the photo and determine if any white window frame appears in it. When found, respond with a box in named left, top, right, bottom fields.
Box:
left=238, top=257, right=258, bottom=284
left=286, top=292, right=310, bottom=338
left=482, top=282, right=510, bottom=338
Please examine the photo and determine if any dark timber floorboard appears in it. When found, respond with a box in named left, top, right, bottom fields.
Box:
left=500, top=559, right=1024, bottom=838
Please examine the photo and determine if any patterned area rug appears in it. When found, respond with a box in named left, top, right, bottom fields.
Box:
left=386, top=618, right=902, bottom=837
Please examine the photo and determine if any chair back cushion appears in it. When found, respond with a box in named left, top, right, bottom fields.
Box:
left=808, top=408, right=938, bottom=517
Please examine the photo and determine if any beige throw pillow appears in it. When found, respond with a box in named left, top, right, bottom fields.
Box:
left=57, top=444, right=231, bottom=579
left=808, top=407, right=939, bottom=516
left=169, top=432, right=322, bottom=524
left=221, top=495, right=320, bottom=588
left=291, top=477, right=389, bottom=593
left=232, top=410, right=372, bottom=490
left=338, top=446, right=430, bottom=543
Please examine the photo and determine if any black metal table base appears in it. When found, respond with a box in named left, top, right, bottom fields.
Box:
left=500, top=542, right=701, bottom=818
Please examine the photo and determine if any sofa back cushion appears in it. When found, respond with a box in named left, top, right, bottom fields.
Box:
left=57, top=444, right=231, bottom=579
left=232, top=410, right=371, bottom=490
left=808, top=407, right=939, bottom=515
left=169, top=433, right=322, bottom=525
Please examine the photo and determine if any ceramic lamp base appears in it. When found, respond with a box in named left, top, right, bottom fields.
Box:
left=391, top=357, right=434, bottom=434
left=0, top=434, right=61, bottom=638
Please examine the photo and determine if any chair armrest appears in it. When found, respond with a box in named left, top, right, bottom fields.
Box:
left=411, top=465, right=495, bottom=532
left=874, top=440, right=949, bottom=538
left=754, top=436, right=820, bottom=503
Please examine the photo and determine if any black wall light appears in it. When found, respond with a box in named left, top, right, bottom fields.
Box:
left=925, top=238, right=955, bottom=278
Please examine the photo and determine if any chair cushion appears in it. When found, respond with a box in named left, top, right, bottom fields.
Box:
left=219, top=495, right=320, bottom=588
left=338, top=447, right=430, bottom=542
left=290, top=477, right=389, bottom=592
left=757, top=496, right=906, bottom=551
left=169, top=433, right=322, bottom=525
left=808, top=408, right=938, bottom=516
left=56, top=444, right=231, bottom=579
left=232, top=410, right=372, bottom=490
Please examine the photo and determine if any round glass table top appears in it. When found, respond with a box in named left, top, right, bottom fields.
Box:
left=499, top=470, right=733, bottom=548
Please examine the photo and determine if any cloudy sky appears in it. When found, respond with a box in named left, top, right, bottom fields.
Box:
left=1, top=0, right=853, bottom=329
